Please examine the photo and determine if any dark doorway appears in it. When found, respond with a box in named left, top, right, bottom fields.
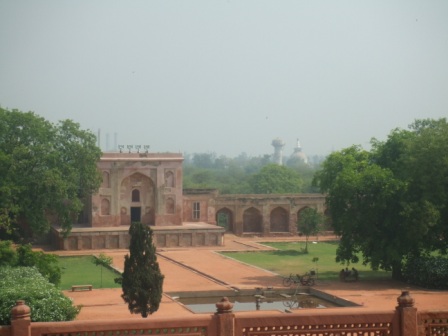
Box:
left=131, top=207, right=141, bottom=223
left=216, top=208, right=234, bottom=233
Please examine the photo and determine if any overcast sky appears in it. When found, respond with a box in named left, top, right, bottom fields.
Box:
left=1, top=1, right=447, bottom=158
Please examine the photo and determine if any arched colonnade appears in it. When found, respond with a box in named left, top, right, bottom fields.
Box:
left=215, top=206, right=316, bottom=235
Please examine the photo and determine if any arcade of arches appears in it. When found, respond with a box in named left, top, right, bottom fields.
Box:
left=183, top=190, right=327, bottom=237
left=213, top=201, right=326, bottom=236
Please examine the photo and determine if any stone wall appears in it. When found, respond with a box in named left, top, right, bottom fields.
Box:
left=51, top=223, right=224, bottom=250
left=183, top=191, right=327, bottom=236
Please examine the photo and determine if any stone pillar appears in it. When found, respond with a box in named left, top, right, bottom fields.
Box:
left=10, top=300, right=31, bottom=336
left=262, top=205, right=270, bottom=235
left=215, top=297, right=235, bottom=336
left=234, top=208, right=243, bottom=236
left=396, top=290, right=418, bottom=336
left=289, top=208, right=298, bottom=235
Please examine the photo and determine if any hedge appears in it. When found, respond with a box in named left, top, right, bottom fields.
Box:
left=403, top=255, right=448, bottom=290
left=0, top=267, right=80, bottom=325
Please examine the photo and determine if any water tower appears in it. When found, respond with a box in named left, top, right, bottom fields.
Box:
left=271, top=138, right=285, bottom=165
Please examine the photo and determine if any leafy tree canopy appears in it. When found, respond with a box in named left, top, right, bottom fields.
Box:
left=93, top=253, right=113, bottom=288
left=183, top=152, right=321, bottom=194
left=297, top=207, right=324, bottom=253
left=249, top=164, right=303, bottom=194
left=314, top=118, right=448, bottom=279
left=0, top=107, right=102, bottom=240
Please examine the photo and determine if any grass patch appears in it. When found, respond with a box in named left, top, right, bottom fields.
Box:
left=222, top=241, right=390, bottom=281
left=58, top=256, right=121, bottom=290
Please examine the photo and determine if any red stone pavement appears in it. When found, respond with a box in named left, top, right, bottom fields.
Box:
left=57, top=235, right=448, bottom=320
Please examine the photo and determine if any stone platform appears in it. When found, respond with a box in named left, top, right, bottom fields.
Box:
left=51, top=222, right=224, bottom=250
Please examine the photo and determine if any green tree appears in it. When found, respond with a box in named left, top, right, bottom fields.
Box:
left=16, top=244, right=62, bottom=285
left=314, top=119, right=448, bottom=279
left=183, top=152, right=318, bottom=194
left=286, top=158, right=320, bottom=193
left=249, top=164, right=302, bottom=194
left=0, top=241, right=61, bottom=284
left=0, top=240, right=17, bottom=266
left=0, top=108, right=102, bottom=239
left=118, top=222, right=164, bottom=318
left=297, top=208, right=324, bottom=253
left=93, top=253, right=113, bottom=288
left=192, top=152, right=216, bottom=168
left=375, top=119, right=448, bottom=254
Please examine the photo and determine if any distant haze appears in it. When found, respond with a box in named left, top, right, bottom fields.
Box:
left=1, top=1, right=447, bottom=157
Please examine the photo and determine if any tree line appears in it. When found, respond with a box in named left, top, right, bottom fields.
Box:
left=183, top=152, right=321, bottom=194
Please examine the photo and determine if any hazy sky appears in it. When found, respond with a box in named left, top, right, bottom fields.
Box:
left=1, top=1, right=447, bottom=158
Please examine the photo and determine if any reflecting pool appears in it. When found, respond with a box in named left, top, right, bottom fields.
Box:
left=172, top=291, right=340, bottom=313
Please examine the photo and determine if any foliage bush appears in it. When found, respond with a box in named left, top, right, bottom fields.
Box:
left=16, top=244, right=61, bottom=285
left=0, top=241, right=61, bottom=285
left=0, top=267, right=80, bottom=325
left=0, top=240, right=17, bottom=266
left=403, top=255, right=448, bottom=289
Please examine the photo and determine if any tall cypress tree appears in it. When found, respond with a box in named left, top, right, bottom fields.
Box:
left=120, top=222, right=164, bottom=317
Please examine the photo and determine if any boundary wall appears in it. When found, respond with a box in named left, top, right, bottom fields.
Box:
left=1, top=292, right=448, bottom=336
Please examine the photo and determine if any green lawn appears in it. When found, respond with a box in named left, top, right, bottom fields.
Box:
left=58, top=256, right=122, bottom=290
left=57, top=241, right=390, bottom=289
left=221, top=241, right=390, bottom=281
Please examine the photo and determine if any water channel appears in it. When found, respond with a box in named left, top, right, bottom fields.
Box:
left=170, top=289, right=342, bottom=313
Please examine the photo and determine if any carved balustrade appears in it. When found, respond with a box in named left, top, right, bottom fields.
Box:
left=2, top=292, right=448, bottom=336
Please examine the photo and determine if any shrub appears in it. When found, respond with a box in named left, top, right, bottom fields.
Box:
left=16, top=244, right=61, bottom=285
left=403, top=255, right=448, bottom=289
left=0, top=241, right=17, bottom=266
left=0, top=267, right=80, bottom=325
left=0, top=242, right=61, bottom=285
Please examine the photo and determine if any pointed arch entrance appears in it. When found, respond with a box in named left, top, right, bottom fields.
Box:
left=216, top=208, right=234, bottom=232
left=120, top=173, right=155, bottom=226
left=243, top=207, right=262, bottom=233
left=270, top=207, right=289, bottom=232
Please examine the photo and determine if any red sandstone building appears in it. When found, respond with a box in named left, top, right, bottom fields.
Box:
left=51, top=152, right=326, bottom=250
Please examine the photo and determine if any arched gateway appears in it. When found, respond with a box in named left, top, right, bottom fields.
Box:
left=120, top=173, right=155, bottom=226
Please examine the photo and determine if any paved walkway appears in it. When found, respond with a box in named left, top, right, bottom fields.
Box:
left=60, top=234, right=448, bottom=320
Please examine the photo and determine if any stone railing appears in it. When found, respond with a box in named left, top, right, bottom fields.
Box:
left=1, top=292, right=447, bottom=336
left=418, top=311, right=448, bottom=335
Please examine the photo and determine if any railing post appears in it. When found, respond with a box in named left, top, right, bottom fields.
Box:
left=10, top=301, right=31, bottom=336
left=215, top=297, right=235, bottom=336
left=396, top=291, right=418, bottom=336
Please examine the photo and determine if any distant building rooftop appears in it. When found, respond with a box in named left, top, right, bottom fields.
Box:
left=101, top=152, right=183, bottom=162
